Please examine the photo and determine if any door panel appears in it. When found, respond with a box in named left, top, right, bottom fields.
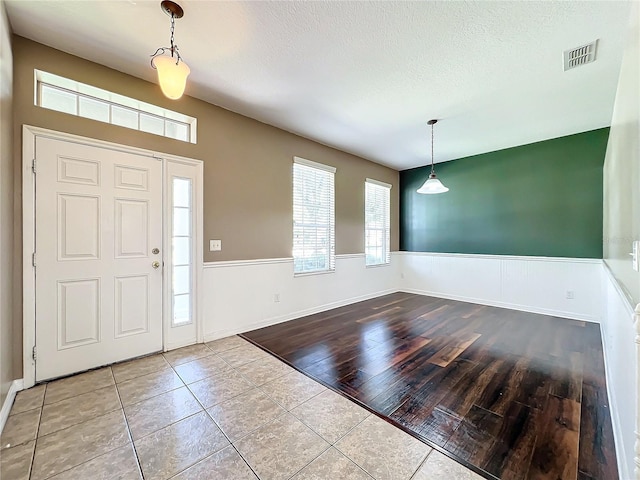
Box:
left=35, top=137, right=163, bottom=381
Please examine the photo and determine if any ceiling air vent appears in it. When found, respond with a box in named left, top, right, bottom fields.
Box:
left=563, top=40, right=598, bottom=71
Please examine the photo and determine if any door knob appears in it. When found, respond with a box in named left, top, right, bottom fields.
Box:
left=152, top=261, right=160, bottom=269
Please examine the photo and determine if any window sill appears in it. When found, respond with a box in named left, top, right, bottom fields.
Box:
left=366, top=262, right=391, bottom=268
left=294, top=269, right=336, bottom=278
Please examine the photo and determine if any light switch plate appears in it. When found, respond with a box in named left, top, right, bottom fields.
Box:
left=210, top=239, right=222, bottom=252
left=633, top=240, right=639, bottom=272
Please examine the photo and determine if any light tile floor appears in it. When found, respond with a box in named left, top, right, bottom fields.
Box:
left=1, top=336, right=484, bottom=480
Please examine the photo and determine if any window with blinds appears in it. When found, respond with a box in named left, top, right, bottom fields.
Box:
left=365, top=179, right=391, bottom=266
left=293, top=157, right=336, bottom=274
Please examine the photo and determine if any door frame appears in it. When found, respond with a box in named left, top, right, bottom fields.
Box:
left=22, top=125, right=204, bottom=388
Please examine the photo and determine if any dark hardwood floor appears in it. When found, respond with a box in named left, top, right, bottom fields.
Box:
left=242, top=293, right=618, bottom=480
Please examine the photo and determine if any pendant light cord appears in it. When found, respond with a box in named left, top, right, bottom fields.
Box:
left=170, top=13, right=175, bottom=57
left=430, top=122, right=435, bottom=174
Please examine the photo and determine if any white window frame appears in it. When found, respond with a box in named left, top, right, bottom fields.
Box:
left=34, top=70, right=197, bottom=144
left=292, top=157, right=336, bottom=276
left=365, top=178, right=391, bottom=267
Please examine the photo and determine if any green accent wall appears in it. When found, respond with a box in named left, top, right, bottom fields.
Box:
left=399, top=128, right=609, bottom=258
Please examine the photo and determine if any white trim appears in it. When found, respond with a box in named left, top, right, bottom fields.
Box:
left=603, top=263, right=636, bottom=317
left=162, top=157, right=205, bottom=348
left=204, top=257, right=294, bottom=268
left=22, top=125, right=205, bottom=387
left=396, top=250, right=602, bottom=264
left=400, top=287, right=600, bottom=322
left=293, top=156, right=336, bottom=173
left=0, top=380, right=24, bottom=434
left=365, top=178, right=392, bottom=189
left=336, top=253, right=366, bottom=259
left=203, top=288, right=396, bottom=342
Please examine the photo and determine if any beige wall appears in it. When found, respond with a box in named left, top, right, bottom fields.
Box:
left=1, top=0, right=14, bottom=404
left=603, top=2, right=640, bottom=305
left=11, top=36, right=399, bottom=377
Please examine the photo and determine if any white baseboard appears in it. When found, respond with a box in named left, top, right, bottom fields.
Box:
left=204, top=288, right=396, bottom=342
left=0, top=379, right=24, bottom=434
left=400, top=288, right=600, bottom=322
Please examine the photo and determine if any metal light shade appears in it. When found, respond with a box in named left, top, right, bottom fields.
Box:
left=153, top=55, right=190, bottom=100
left=417, top=172, right=449, bottom=194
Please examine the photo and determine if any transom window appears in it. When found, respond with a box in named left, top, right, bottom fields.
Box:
left=35, top=70, right=197, bottom=143
left=293, top=157, right=336, bottom=275
left=365, top=179, right=391, bottom=266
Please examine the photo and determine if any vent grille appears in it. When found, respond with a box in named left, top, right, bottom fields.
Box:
left=563, top=40, right=598, bottom=71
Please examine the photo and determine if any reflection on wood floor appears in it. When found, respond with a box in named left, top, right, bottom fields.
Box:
left=242, top=292, right=618, bottom=480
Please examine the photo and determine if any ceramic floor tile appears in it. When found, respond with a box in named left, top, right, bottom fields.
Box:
left=235, top=356, right=295, bottom=387
left=0, top=440, right=35, bottom=480
left=117, top=368, right=184, bottom=406
left=125, top=386, right=202, bottom=440
left=1, top=408, right=41, bottom=449
left=112, top=354, right=170, bottom=383
left=205, top=335, right=251, bottom=354
left=260, top=370, right=326, bottom=410
left=10, top=384, right=46, bottom=415
left=291, top=389, right=370, bottom=443
left=44, top=368, right=114, bottom=405
left=171, top=445, right=258, bottom=480
left=31, top=409, right=130, bottom=480
left=163, top=344, right=214, bottom=366
left=217, top=344, right=272, bottom=368
left=39, top=385, right=121, bottom=437
left=207, top=388, right=286, bottom=442
left=47, top=443, right=142, bottom=480
left=135, top=411, right=229, bottom=480
left=187, top=370, right=253, bottom=409
left=234, top=413, right=330, bottom=480
left=412, top=450, right=484, bottom=480
left=174, top=354, right=232, bottom=384
left=291, top=447, right=372, bottom=480
left=335, top=415, right=431, bottom=480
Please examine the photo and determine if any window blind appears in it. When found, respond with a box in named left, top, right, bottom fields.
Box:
left=293, top=158, right=336, bottom=274
left=365, top=179, right=391, bottom=266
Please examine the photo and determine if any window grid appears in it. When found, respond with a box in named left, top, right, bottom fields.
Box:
left=171, top=178, right=193, bottom=326
left=365, top=180, right=391, bottom=266
left=37, top=80, right=195, bottom=143
left=293, top=160, right=335, bottom=274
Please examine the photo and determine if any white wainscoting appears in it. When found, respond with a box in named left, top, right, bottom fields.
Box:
left=397, top=252, right=603, bottom=322
left=601, top=266, right=636, bottom=480
left=202, top=254, right=400, bottom=341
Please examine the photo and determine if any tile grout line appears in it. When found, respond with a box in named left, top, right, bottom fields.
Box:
left=165, top=346, right=265, bottom=480
left=26, top=383, right=47, bottom=480
left=112, top=367, right=147, bottom=480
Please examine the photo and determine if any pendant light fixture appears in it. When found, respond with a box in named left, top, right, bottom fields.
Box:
left=150, top=1, right=190, bottom=100
left=417, top=119, right=449, bottom=194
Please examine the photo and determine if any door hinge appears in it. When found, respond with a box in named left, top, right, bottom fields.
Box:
left=32, top=252, right=36, bottom=267
left=32, top=346, right=37, bottom=362
left=32, top=158, right=36, bottom=174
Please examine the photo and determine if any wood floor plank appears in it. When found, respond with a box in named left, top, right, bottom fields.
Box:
left=527, top=394, right=580, bottom=480
left=427, top=332, right=482, bottom=367
left=242, top=292, right=618, bottom=480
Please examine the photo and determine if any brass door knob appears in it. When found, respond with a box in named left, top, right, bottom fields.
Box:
left=152, top=261, right=160, bottom=269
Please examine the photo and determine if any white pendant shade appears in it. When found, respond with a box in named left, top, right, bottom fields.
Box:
left=153, top=55, right=190, bottom=100
left=417, top=174, right=449, bottom=194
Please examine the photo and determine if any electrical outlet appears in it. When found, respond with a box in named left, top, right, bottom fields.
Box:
left=632, top=241, right=640, bottom=272
left=274, top=293, right=280, bottom=303
left=566, top=290, right=575, bottom=300
left=209, top=240, right=222, bottom=252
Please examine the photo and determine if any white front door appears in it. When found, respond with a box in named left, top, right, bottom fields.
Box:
left=35, top=137, right=163, bottom=381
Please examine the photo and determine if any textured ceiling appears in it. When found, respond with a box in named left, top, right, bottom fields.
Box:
left=5, top=1, right=632, bottom=169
